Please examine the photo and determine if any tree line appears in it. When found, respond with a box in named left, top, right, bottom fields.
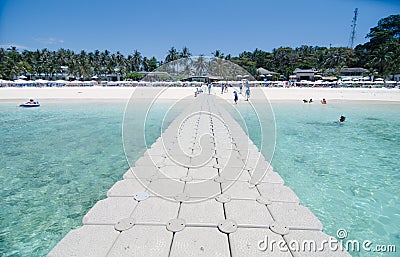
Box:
left=0, top=14, right=399, bottom=81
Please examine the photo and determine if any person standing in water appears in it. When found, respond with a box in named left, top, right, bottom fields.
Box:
left=233, top=91, right=238, bottom=104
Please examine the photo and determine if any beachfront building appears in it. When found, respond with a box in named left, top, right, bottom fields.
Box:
left=388, top=74, right=400, bottom=82
left=339, top=67, right=368, bottom=80
left=139, top=71, right=172, bottom=82
left=257, top=67, right=279, bottom=80
left=293, top=68, right=319, bottom=81
left=183, top=76, right=222, bottom=84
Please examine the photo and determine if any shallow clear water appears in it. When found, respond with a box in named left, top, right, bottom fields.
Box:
left=0, top=100, right=180, bottom=257
left=236, top=100, right=400, bottom=256
left=1, top=100, right=399, bottom=256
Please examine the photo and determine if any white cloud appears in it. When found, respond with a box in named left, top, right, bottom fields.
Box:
left=33, top=37, right=64, bottom=45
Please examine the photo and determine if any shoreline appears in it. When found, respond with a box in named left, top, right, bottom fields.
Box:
left=0, top=86, right=399, bottom=102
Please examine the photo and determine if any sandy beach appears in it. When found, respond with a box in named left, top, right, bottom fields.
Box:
left=1, top=86, right=400, bottom=102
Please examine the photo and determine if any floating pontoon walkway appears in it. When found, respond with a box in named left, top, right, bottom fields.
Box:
left=49, top=94, right=350, bottom=256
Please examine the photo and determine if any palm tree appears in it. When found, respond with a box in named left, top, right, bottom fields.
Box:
left=180, top=46, right=191, bottom=58
left=368, top=44, right=393, bottom=74
left=212, top=50, right=224, bottom=58
left=193, top=55, right=208, bottom=76
left=142, top=57, right=149, bottom=72
left=165, top=47, right=179, bottom=63
left=132, top=50, right=142, bottom=71
left=165, top=47, right=180, bottom=76
left=210, top=57, right=228, bottom=79
left=148, top=57, right=158, bottom=72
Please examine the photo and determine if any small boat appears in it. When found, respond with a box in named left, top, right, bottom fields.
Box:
left=20, top=99, right=40, bottom=107
left=20, top=103, right=40, bottom=107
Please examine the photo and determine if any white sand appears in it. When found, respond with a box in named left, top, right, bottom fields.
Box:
left=1, top=86, right=399, bottom=102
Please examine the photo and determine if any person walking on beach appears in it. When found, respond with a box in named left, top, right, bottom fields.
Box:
left=239, top=83, right=243, bottom=94
left=208, top=83, right=212, bottom=94
left=221, top=83, right=224, bottom=94
left=245, top=87, right=250, bottom=101
left=233, top=91, right=238, bottom=104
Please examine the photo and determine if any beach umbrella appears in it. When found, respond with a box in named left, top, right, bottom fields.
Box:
left=35, top=79, right=48, bottom=83
left=14, top=79, right=28, bottom=84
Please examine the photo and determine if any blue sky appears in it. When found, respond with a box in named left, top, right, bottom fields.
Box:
left=0, top=0, right=399, bottom=60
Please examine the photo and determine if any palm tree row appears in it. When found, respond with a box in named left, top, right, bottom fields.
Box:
left=0, top=47, right=158, bottom=80
left=1, top=44, right=398, bottom=81
left=1, top=14, right=399, bottom=80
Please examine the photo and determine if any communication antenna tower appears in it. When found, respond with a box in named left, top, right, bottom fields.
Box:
left=348, top=8, right=358, bottom=48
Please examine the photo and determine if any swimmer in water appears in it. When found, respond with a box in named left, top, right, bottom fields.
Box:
left=337, top=115, right=346, bottom=123
left=321, top=98, right=327, bottom=104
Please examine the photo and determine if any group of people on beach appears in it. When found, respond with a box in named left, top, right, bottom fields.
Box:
left=194, top=81, right=250, bottom=104
left=233, top=84, right=250, bottom=104
left=233, top=88, right=250, bottom=104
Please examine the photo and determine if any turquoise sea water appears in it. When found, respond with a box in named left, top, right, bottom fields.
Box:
left=0, top=99, right=399, bottom=256
left=236, top=100, right=400, bottom=256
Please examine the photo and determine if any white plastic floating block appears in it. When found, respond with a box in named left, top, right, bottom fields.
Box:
left=229, top=227, right=292, bottom=257
left=219, top=167, right=249, bottom=181
left=108, top=225, right=173, bottom=257
left=187, top=166, right=219, bottom=180
left=159, top=165, right=188, bottom=178
left=221, top=157, right=245, bottom=168
left=256, top=171, right=285, bottom=184
left=256, top=183, right=300, bottom=203
left=132, top=197, right=179, bottom=224
left=47, top=225, right=119, bottom=257
left=268, top=202, right=323, bottom=231
left=82, top=197, right=137, bottom=225
left=190, top=155, right=217, bottom=167
left=107, top=179, right=150, bottom=197
left=123, top=166, right=159, bottom=179
left=179, top=199, right=225, bottom=225
left=135, top=154, right=165, bottom=167
left=146, top=178, right=185, bottom=197
left=221, top=181, right=261, bottom=199
left=169, top=227, right=230, bottom=257
left=184, top=180, right=221, bottom=198
left=165, top=154, right=192, bottom=166
left=224, top=199, right=274, bottom=227
left=145, top=147, right=167, bottom=156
